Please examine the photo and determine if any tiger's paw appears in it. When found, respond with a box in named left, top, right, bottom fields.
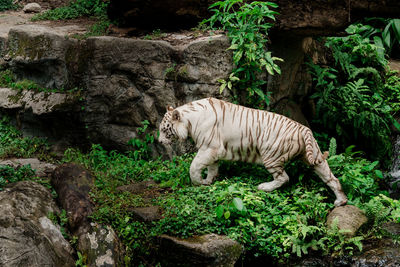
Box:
left=257, top=182, right=277, bottom=192
left=334, top=197, right=348, bottom=207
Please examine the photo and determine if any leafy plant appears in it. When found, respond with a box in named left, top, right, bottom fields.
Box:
left=32, top=0, right=108, bottom=21
left=327, top=144, right=386, bottom=205
left=308, top=22, right=400, bottom=161
left=0, top=0, right=17, bottom=11
left=0, top=115, right=49, bottom=159
left=202, top=0, right=282, bottom=108
left=48, top=209, right=70, bottom=239
left=127, top=120, right=154, bottom=162
left=363, top=194, right=400, bottom=226
left=0, top=165, right=36, bottom=190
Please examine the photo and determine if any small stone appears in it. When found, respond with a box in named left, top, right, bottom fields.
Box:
left=116, top=180, right=157, bottom=194
left=129, top=206, right=162, bottom=222
left=326, top=205, right=368, bottom=237
left=23, top=3, right=42, bottom=13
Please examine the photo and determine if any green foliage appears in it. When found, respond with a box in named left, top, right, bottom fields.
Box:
left=143, top=29, right=166, bottom=40
left=75, top=251, right=87, bottom=267
left=48, top=210, right=69, bottom=239
left=0, top=0, right=17, bottom=11
left=363, top=194, right=400, bottom=226
left=66, top=132, right=398, bottom=264
left=327, top=145, right=386, bottom=206
left=349, top=18, right=400, bottom=56
left=0, top=116, right=49, bottom=159
left=308, top=22, right=400, bottom=161
left=32, top=0, right=108, bottom=21
left=0, top=165, right=35, bottom=190
left=0, top=70, right=81, bottom=93
left=202, top=0, right=282, bottom=108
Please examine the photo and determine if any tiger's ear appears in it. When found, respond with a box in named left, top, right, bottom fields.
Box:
left=166, top=105, right=174, bottom=112
left=172, top=110, right=181, bottom=121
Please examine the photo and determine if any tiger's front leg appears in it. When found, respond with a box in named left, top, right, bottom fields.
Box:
left=190, top=149, right=218, bottom=185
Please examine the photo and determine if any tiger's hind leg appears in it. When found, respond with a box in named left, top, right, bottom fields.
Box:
left=257, top=166, right=289, bottom=192
left=313, top=160, right=348, bottom=207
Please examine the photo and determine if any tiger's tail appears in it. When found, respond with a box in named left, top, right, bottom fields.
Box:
left=303, top=129, right=329, bottom=166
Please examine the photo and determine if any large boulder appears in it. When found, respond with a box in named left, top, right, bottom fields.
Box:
left=82, top=34, right=231, bottom=152
left=0, top=181, right=75, bottom=267
left=6, top=24, right=85, bottom=90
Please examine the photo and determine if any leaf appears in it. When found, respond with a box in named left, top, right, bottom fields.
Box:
left=232, top=197, right=244, bottom=211
left=219, top=83, right=227, bottom=94
left=383, top=22, right=392, bottom=49
left=216, top=205, right=224, bottom=218
left=224, top=210, right=231, bottom=219
left=392, top=19, right=400, bottom=43
left=375, top=170, right=384, bottom=179
left=393, top=119, right=400, bottom=131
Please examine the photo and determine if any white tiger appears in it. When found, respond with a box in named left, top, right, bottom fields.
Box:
left=158, top=97, right=348, bottom=207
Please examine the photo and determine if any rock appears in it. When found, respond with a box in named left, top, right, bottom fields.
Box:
left=116, top=179, right=157, bottom=194
left=158, top=234, right=242, bottom=267
left=78, top=223, right=124, bottom=267
left=51, top=163, right=95, bottom=231
left=51, top=163, right=124, bottom=267
left=83, top=35, right=231, bottom=153
left=129, top=206, right=162, bottom=222
left=326, top=205, right=368, bottom=237
left=0, top=158, right=57, bottom=177
left=0, top=181, right=75, bottom=267
left=389, top=59, right=400, bottom=75
left=6, top=24, right=84, bottom=89
left=0, top=88, right=78, bottom=115
left=23, top=3, right=41, bottom=13
left=389, top=135, right=400, bottom=198
left=333, top=238, right=400, bottom=267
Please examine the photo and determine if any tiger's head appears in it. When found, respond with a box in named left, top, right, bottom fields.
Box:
left=159, top=106, right=178, bottom=145
left=158, top=105, right=188, bottom=146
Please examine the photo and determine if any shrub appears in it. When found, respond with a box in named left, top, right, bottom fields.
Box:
left=202, top=0, right=282, bottom=108
left=0, top=0, right=17, bottom=11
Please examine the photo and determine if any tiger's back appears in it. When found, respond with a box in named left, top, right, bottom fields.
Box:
left=176, top=97, right=322, bottom=168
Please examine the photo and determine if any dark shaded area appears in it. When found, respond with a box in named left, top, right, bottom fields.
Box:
left=108, top=0, right=400, bottom=35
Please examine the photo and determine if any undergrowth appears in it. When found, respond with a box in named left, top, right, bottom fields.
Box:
left=32, top=0, right=108, bottom=21
left=309, top=22, right=400, bottom=163
left=0, top=116, right=49, bottom=159
left=0, top=0, right=18, bottom=11
left=202, top=0, right=282, bottom=108
left=61, top=131, right=397, bottom=265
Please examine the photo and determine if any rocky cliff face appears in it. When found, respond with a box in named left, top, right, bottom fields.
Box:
left=0, top=23, right=233, bottom=154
